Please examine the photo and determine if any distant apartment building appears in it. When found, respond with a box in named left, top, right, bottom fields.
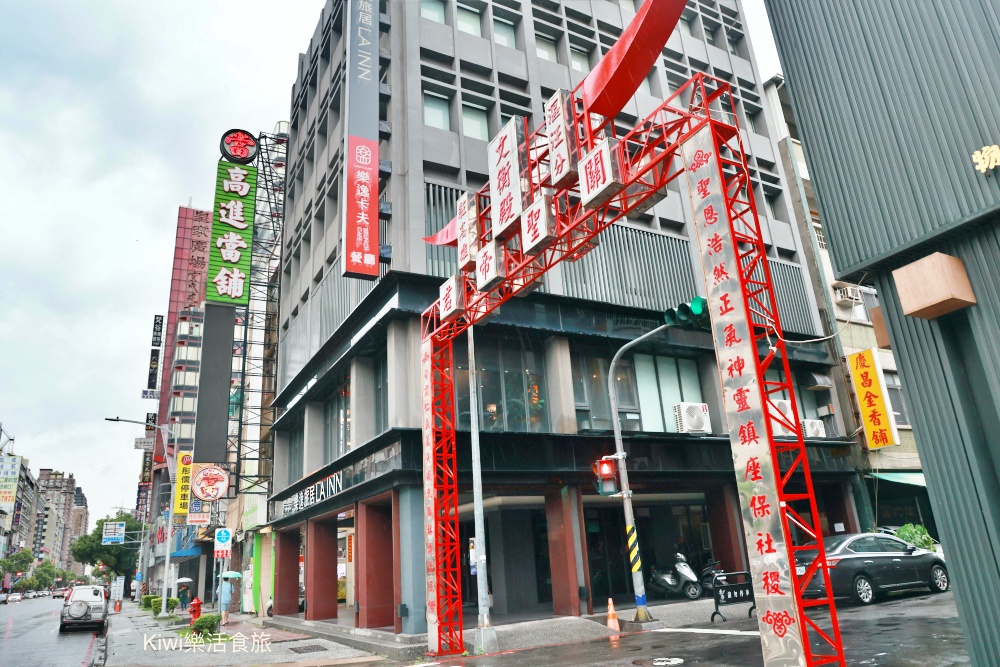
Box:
left=38, top=469, right=76, bottom=566
left=66, top=487, right=89, bottom=574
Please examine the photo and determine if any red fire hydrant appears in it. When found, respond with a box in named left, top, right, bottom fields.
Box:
left=189, top=597, right=202, bottom=626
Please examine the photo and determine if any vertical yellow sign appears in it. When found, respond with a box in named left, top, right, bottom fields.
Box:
left=173, top=451, right=194, bottom=515
left=846, top=349, right=899, bottom=450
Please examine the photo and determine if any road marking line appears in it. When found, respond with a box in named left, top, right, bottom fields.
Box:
left=653, top=628, right=760, bottom=636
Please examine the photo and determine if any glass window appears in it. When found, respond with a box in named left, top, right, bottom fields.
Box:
left=423, top=93, right=451, bottom=131
left=420, top=0, right=446, bottom=24
left=876, top=536, right=909, bottom=553
left=374, top=353, right=388, bottom=436
left=493, top=18, right=516, bottom=48
left=456, top=5, right=481, bottom=36
left=679, top=17, right=693, bottom=37
left=462, top=104, right=490, bottom=141
left=570, top=48, right=590, bottom=73
left=288, top=428, right=304, bottom=484
left=324, top=379, right=351, bottom=463
left=634, top=355, right=663, bottom=432
left=536, top=35, right=558, bottom=62
left=727, top=32, right=743, bottom=57
left=637, top=74, right=652, bottom=96
left=459, top=336, right=548, bottom=433
left=614, top=359, right=639, bottom=409
left=883, top=372, right=910, bottom=426
left=847, top=536, right=882, bottom=553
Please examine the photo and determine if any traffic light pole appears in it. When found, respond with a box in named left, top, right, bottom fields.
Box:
left=607, top=323, right=671, bottom=623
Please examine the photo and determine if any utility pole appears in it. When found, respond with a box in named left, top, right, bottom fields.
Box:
left=105, top=417, right=176, bottom=618
left=607, top=323, right=671, bottom=623
left=467, top=327, right=498, bottom=654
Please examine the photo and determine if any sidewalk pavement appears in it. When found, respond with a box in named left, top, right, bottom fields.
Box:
left=105, top=601, right=381, bottom=666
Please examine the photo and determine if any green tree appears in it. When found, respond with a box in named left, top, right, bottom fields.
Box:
left=14, top=576, right=37, bottom=592
left=0, top=548, right=34, bottom=578
left=71, top=511, right=144, bottom=594
left=34, top=561, right=57, bottom=589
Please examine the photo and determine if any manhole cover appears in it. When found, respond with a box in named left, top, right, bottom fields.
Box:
left=289, top=644, right=328, bottom=654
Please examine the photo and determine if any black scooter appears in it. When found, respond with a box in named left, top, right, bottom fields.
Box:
left=699, top=559, right=726, bottom=597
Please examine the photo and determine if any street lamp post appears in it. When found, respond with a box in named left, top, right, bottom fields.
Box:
left=106, top=417, right=176, bottom=619
left=606, top=323, right=671, bottom=624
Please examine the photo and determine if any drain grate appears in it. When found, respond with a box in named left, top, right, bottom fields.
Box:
left=290, top=644, right=328, bottom=654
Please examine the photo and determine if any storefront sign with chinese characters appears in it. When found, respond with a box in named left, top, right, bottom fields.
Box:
left=682, top=125, right=805, bottom=662
left=207, top=160, right=258, bottom=305
left=185, top=211, right=212, bottom=309
left=220, top=129, right=258, bottom=165
left=476, top=240, right=505, bottom=291
left=521, top=195, right=558, bottom=256
left=173, top=451, right=193, bottom=516
left=146, top=348, right=160, bottom=390
left=0, top=456, right=21, bottom=518
left=439, top=274, right=465, bottom=321
left=580, top=138, right=624, bottom=209
left=488, top=116, right=528, bottom=240
left=191, top=463, right=231, bottom=501
left=545, top=90, right=579, bottom=188
left=341, top=0, right=381, bottom=279
left=151, top=315, right=164, bottom=347
left=972, top=144, right=1000, bottom=174
left=456, top=193, right=478, bottom=272
left=187, top=498, right=210, bottom=526
left=141, top=389, right=160, bottom=400
left=420, top=339, right=439, bottom=650
left=140, top=450, right=153, bottom=483
left=146, top=412, right=157, bottom=433
left=214, top=528, right=232, bottom=559
left=846, top=349, right=899, bottom=450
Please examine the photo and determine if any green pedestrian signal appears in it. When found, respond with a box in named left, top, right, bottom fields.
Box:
left=664, top=296, right=710, bottom=329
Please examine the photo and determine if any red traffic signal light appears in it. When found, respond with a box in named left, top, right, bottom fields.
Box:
left=593, top=459, right=620, bottom=496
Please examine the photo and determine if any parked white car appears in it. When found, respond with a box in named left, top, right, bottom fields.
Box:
left=59, top=586, right=108, bottom=634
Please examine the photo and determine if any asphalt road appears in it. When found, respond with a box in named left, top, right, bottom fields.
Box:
left=435, top=590, right=968, bottom=667
left=0, top=596, right=100, bottom=667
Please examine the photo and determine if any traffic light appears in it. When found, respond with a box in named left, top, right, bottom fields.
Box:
left=664, top=296, right=710, bottom=329
left=593, top=458, right=620, bottom=496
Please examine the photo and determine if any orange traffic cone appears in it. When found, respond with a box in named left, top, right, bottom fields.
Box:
left=606, top=598, right=620, bottom=632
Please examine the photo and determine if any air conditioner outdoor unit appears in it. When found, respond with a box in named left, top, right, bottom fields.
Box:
left=674, top=402, right=711, bottom=434
left=772, top=399, right=797, bottom=436
left=834, top=285, right=862, bottom=305
left=801, top=419, right=827, bottom=438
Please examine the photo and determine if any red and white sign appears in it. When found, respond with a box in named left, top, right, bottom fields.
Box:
left=545, top=90, right=578, bottom=188
left=682, top=125, right=804, bottom=655
left=420, top=339, right=438, bottom=650
left=342, top=136, right=380, bottom=279
left=439, top=274, right=465, bottom=321
left=456, top=193, right=478, bottom=272
left=191, top=464, right=230, bottom=501
left=213, top=528, right=232, bottom=559
left=476, top=240, right=505, bottom=292
left=521, top=196, right=558, bottom=256
left=488, top=117, right=527, bottom=240
left=579, top=138, right=624, bottom=209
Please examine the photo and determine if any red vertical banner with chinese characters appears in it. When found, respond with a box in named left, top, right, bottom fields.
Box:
left=420, top=338, right=439, bottom=650
left=682, top=125, right=806, bottom=665
left=341, top=0, right=380, bottom=279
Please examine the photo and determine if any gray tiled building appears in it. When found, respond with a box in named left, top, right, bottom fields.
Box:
left=269, top=0, right=861, bottom=633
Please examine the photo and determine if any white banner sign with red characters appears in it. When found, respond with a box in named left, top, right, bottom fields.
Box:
left=521, top=195, right=558, bottom=256
left=682, top=125, right=805, bottom=663
left=579, top=138, right=624, bottom=210
left=439, top=274, right=465, bottom=321
left=476, top=240, right=505, bottom=292
left=420, top=340, right=439, bottom=651
left=488, top=117, right=527, bottom=240
left=545, top=90, right=578, bottom=188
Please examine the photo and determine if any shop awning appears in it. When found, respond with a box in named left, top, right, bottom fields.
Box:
left=170, top=547, right=202, bottom=561
left=869, top=472, right=926, bottom=487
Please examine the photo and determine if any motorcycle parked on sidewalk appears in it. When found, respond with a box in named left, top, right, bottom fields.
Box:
left=700, top=559, right=726, bottom=597
left=649, top=553, right=702, bottom=600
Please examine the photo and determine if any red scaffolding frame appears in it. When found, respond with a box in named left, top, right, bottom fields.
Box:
left=419, top=72, right=845, bottom=665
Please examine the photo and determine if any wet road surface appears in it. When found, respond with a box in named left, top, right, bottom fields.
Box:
left=0, top=596, right=99, bottom=667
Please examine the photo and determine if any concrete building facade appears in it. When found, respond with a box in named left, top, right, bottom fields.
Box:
left=270, top=0, right=863, bottom=633
left=765, top=0, right=1000, bottom=662
left=38, top=470, right=76, bottom=567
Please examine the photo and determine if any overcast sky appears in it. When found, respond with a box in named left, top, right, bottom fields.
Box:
left=0, top=0, right=780, bottom=526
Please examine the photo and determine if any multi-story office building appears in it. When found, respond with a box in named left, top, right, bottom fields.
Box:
left=38, top=469, right=76, bottom=566
left=270, top=0, right=861, bottom=632
left=4, top=458, right=40, bottom=559
left=36, top=501, right=66, bottom=567
left=66, top=488, right=89, bottom=575
left=762, top=75, right=936, bottom=537
left=765, top=1, right=1000, bottom=660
